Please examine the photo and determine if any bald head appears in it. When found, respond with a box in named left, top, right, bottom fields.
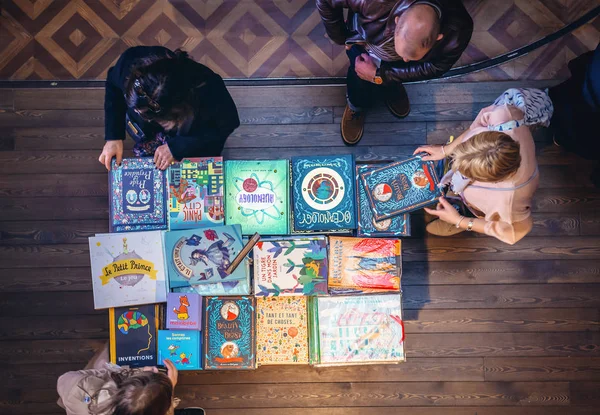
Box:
left=394, top=4, right=443, bottom=62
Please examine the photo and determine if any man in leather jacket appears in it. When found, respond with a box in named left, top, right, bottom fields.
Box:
left=317, top=0, right=473, bottom=145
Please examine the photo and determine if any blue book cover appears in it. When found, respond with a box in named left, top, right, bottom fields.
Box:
left=157, top=330, right=202, bottom=370
left=356, top=165, right=411, bottom=237
left=360, top=156, right=442, bottom=220
left=165, top=225, right=246, bottom=288
left=203, top=296, right=256, bottom=370
left=109, top=158, right=168, bottom=233
left=291, top=155, right=357, bottom=233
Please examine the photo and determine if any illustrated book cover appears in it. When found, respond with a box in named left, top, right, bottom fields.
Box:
left=360, top=156, right=442, bottom=220
left=157, top=329, right=202, bottom=370
left=256, top=296, right=309, bottom=365
left=224, top=160, right=289, bottom=235
left=109, top=158, right=168, bottom=233
left=164, top=225, right=246, bottom=288
left=203, top=296, right=256, bottom=370
left=166, top=292, right=202, bottom=330
left=168, top=157, right=224, bottom=230
left=291, top=155, right=357, bottom=233
left=253, top=237, right=328, bottom=296
left=109, top=304, right=162, bottom=368
left=308, top=294, right=405, bottom=366
left=357, top=165, right=411, bottom=237
left=328, top=237, right=402, bottom=295
left=89, top=231, right=168, bottom=309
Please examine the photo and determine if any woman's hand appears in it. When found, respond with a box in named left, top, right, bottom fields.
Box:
left=99, top=140, right=124, bottom=171
left=424, top=197, right=462, bottom=225
left=154, top=144, right=175, bottom=170
left=413, top=145, right=446, bottom=161
left=163, top=359, right=178, bottom=389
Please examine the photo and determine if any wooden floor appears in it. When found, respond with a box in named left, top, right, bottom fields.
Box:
left=1, top=82, right=600, bottom=415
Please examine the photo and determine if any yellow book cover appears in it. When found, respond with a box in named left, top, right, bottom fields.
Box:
left=256, top=296, right=309, bottom=365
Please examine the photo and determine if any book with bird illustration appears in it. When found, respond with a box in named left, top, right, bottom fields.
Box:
left=256, top=296, right=309, bottom=365
left=224, top=160, right=289, bottom=235
left=168, top=157, right=224, bottom=230
left=203, top=296, right=256, bottom=370
left=360, top=156, right=442, bottom=220
left=109, top=158, right=168, bottom=232
left=157, top=329, right=202, bottom=370
left=253, top=237, right=328, bottom=296
left=166, top=292, right=202, bottom=330
left=109, top=304, right=162, bottom=368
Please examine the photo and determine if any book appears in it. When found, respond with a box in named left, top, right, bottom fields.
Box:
left=253, top=237, right=328, bottom=296
left=164, top=225, right=246, bottom=288
left=157, top=329, right=202, bottom=370
left=291, top=155, right=357, bottom=233
left=328, top=237, right=401, bottom=295
left=166, top=292, right=202, bottom=330
left=109, top=304, right=162, bottom=368
left=308, top=294, right=405, bottom=366
left=357, top=165, right=411, bottom=237
left=360, top=156, right=442, bottom=220
left=203, top=296, right=256, bottom=370
left=89, top=231, right=168, bottom=309
left=168, top=157, right=224, bottom=230
left=109, top=158, right=168, bottom=233
left=224, top=160, right=289, bottom=235
left=256, top=296, right=309, bottom=365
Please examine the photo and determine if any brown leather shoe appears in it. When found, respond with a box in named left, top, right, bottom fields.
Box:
left=385, top=83, right=410, bottom=118
left=341, top=105, right=365, bottom=145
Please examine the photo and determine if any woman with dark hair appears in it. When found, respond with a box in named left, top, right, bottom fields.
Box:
left=99, top=46, right=240, bottom=171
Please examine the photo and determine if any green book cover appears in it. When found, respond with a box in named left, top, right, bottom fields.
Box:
left=224, top=160, right=290, bottom=235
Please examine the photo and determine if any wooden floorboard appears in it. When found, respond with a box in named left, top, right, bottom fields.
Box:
left=0, top=84, right=598, bottom=413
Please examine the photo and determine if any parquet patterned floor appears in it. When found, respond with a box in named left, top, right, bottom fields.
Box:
left=0, top=0, right=598, bottom=80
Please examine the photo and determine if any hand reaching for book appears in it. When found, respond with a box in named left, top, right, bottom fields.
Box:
left=154, top=144, right=175, bottom=170
left=424, top=197, right=462, bottom=225
left=99, top=140, right=124, bottom=171
left=413, top=145, right=446, bottom=161
left=163, top=359, right=179, bottom=389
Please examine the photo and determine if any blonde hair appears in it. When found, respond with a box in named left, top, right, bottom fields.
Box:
left=451, top=131, right=521, bottom=183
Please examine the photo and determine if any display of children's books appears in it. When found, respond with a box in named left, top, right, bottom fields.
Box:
left=109, top=158, right=168, bottom=233
left=256, top=296, right=309, bottom=365
left=172, top=259, right=251, bottom=296
left=89, top=231, right=168, bottom=309
left=204, top=296, right=256, bottom=370
left=360, top=156, right=442, bottom=220
left=158, top=329, right=202, bottom=370
left=168, top=157, right=224, bottom=230
left=167, top=293, right=202, bottom=330
left=357, top=165, right=411, bottom=237
left=308, top=294, right=405, bottom=366
left=109, top=304, right=162, bottom=368
left=328, top=237, right=401, bottom=295
left=291, top=155, right=357, bottom=233
left=253, top=237, right=328, bottom=296
left=224, top=160, right=289, bottom=235
left=164, top=225, right=246, bottom=288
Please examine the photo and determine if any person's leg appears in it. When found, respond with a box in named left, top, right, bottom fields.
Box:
left=383, top=80, right=410, bottom=118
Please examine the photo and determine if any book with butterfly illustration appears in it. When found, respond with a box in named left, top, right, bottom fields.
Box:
left=328, top=237, right=402, bottom=295
left=109, top=158, right=168, bottom=233
left=109, top=304, right=162, bottom=368
left=168, top=157, right=224, bottom=230
left=203, top=296, right=256, bottom=370
left=356, top=165, right=411, bottom=237
left=166, top=292, right=202, bottom=330
left=360, top=156, right=442, bottom=220
left=256, top=296, right=309, bottom=365
left=224, top=160, right=289, bottom=235
left=164, top=225, right=246, bottom=288
left=157, top=329, right=202, bottom=371
left=308, top=294, right=405, bottom=366
left=253, top=237, right=328, bottom=296
left=89, top=231, right=168, bottom=309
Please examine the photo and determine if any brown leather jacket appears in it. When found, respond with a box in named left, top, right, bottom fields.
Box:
left=316, top=0, right=473, bottom=83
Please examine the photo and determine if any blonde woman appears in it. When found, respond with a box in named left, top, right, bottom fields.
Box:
left=414, top=88, right=553, bottom=245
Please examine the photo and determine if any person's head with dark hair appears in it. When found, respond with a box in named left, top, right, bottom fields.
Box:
left=125, top=49, right=196, bottom=131
left=394, top=4, right=443, bottom=62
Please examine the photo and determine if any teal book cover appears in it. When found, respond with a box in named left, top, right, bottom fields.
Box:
left=224, top=160, right=289, bottom=235
left=157, top=329, right=202, bottom=370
